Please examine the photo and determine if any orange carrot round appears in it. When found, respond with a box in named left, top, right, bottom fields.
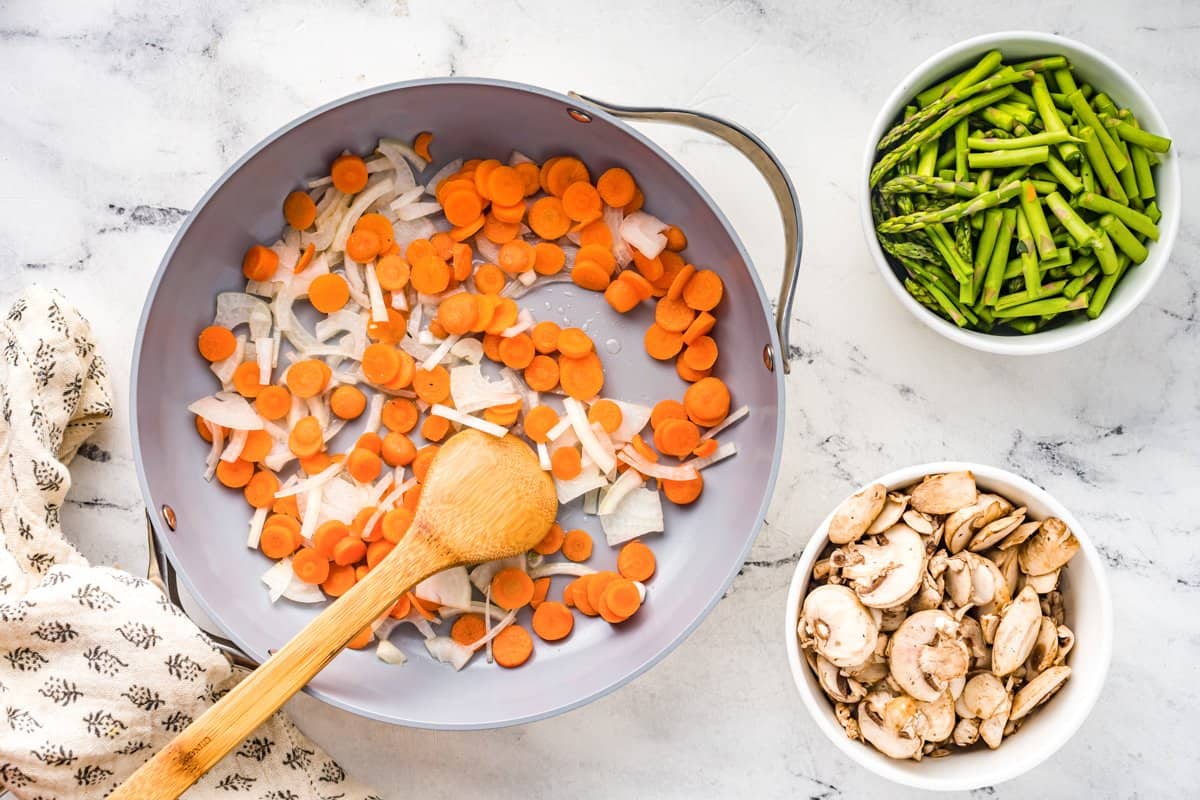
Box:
left=331, top=154, right=369, bottom=194
left=356, top=213, right=396, bottom=252
left=532, top=601, right=574, bottom=642
left=604, top=279, right=639, bottom=313
left=451, top=613, right=486, bottom=646
left=523, top=405, right=559, bottom=443
left=242, top=244, right=279, bottom=281
left=322, top=564, right=357, bottom=597
left=412, top=365, right=450, bottom=404
left=587, top=399, right=623, bottom=434
left=240, top=429, right=272, bottom=463
left=491, top=567, right=535, bottom=610
left=254, top=385, right=291, bottom=420
left=562, top=181, right=602, bottom=222
left=313, top=520, right=350, bottom=559
left=597, top=167, right=637, bottom=207
left=382, top=397, right=418, bottom=433
left=562, top=528, right=593, bottom=562
left=643, top=323, right=683, bottom=360
left=528, top=196, right=571, bottom=240
left=288, top=415, right=324, bottom=458
left=653, top=417, right=700, bottom=457
left=420, top=413, right=451, bottom=443
left=292, top=547, right=331, bottom=584
left=243, top=470, right=278, bottom=508
left=436, top=292, right=479, bottom=335
left=683, top=335, right=718, bottom=371
left=532, top=242, right=566, bottom=276
left=381, top=432, right=417, bottom=467
left=286, top=359, right=329, bottom=399
left=309, top=273, right=350, bottom=313
left=381, top=507, right=413, bottom=543
left=558, top=352, right=604, bottom=400
left=347, top=447, right=383, bottom=483
left=664, top=225, right=687, bottom=251
left=546, top=157, right=590, bottom=197
left=493, top=624, right=533, bottom=668
left=663, top=473, right=704, bottom=505
left=523, top=355, right=559, bottom=392
left=556, top=327, right=593, bottom=358
left=617, top=541, right=656, bottom=581
left=283, top=190, right=317, bottom=230
left=550, top=447, right=582, bottom=480
left=499, top=333, right=535, bottom=369
left=655, top=297, right=695, bottom=333
left=443, top=190, right=484, bottom=228
left=682, top=269, right=724, bottom=311
left=602, top=579, right=642, bottom=620
left=534, top=522, right=565, bottom=555
left=531, top=321, right=561, bottom=354
left=216, top=457, right=254, bottom=489
left=651, top=399, right=687, bottom=429
left=683, top=376, right=731, bottom=425
left=197, top=325, right=236, bottom=362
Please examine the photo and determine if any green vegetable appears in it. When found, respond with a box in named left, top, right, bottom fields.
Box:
left=870, top=49, right=1172, bottom=334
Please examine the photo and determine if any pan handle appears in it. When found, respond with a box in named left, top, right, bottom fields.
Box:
left=568, top=92, right=802, bottom=373
left=145, top=516, right=260, bottom=669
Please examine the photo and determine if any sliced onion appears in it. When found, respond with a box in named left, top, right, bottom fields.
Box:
left=529, top=562, right=597, bottom=580
left=393, top=216, right=435, bottom=251
left=389, top=186, right=425, bottom=211
left=583, top=487, right=600, bottom=515
left=290, top=251, right=331, bottom=297
left=545, top=416, right=573, bottom=442
left=395, top=201, right=441, bottom=221
left=274, top=460, right=344, bottom=498
left=598, top=467, right=644, bottom=515
left=464, top=607, right=518, bottom=652
left=617, top=446, right=699, bottom=481
left=431, top=404, right=508, bottom=437
left=246, top=506, right=268, bottom=549
left=421, top=333, right=460, bottom=371
left=600, top=487, right=664, bottom=546
left=214, top=292, right=273, bottom=340
left=450, top=337, right=483, bottom=364
left=563, top=397, right=616, bottom=474
left=414, top=566, right=471, bottom=609
left=209, top=335, right=245, bottom=389
left=189, top=392, right=264, bottom=431
left=364, top=262, right=389, bottom=323
left=203, top=421, right=224, bottom=481
left=474, top=232, right=501, bottom=264
left=508, top=150, right=534, bottom=165
left=425, top=159, right=464, bottom=196
left=555, top=465, right=608, bottom=504
left=537, top=442, right=551, bottom=471
left=604, top=205, right=633, bottom=267
left=376, top=138, right=422, bottom=187
left=332, top=176, right=395, bottom=252
left=686, top=441, right=738, bottom=471
left=607, top=399, right=652, bottom=444
left=255, top=336, right=273, bottom=384
left=220, top=428, right=248, bottom=463
left=501, top=308, right=536, bottom=337
left=620, top=211, right=668, bottom=259
left=376, top=638, right=408, bottom=665
left=449, top=362, right=520, bottom=414
left=701, top=405, right=749, bottom=440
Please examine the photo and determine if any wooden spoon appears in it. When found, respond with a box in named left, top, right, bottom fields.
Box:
left=112, top=430, right=557, bottom=800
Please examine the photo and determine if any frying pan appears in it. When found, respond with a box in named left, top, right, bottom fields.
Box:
left=131, top=78, right=802, bottom=729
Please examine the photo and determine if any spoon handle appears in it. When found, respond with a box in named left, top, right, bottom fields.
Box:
left=110, top=533, right=446, bottom=800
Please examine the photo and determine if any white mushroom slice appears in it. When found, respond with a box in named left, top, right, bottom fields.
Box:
left=991, top=586, right=1043, bottom=676
left=952, top=717, right=980, bottom=746
left=945, top=556, right=973, bottom=608
left=846, top=636, right=891, bottom=684
left=816, top=656, right=868, bottom=703
left=968, top=510, right=1025, bottom=552
left=911, top=572, right=944, bottom=612
left=879, top=605, right=908, bottom=632
left=858, top=691, right=923, bottom=760
left=957, top=615, right=990, bottom=669
left=834, top=702, right=861, bottom=740
left=888, top=610, right=970, bottom=702
left=944, top=503, right=983, bottom=554
left=910, top=471, right=977, bottom=515
left=980, top=613, right=1000, bottom=644
left=1055, top=625, right=1075, bottom=664
left=1042, top=590, right=1066, bottom=626
left=828, top=483, right=887, bottom=545
left=1023, top=568, right=1060, bottom=594
left=1019, top=517, right=1080, bottom=576
left=917, top=692, right=956, bottom=742
left=798, top=584, right=881, bottom=668
left=902, top=509, right=935, bottom=535
left=978, top=692, right=1011, bottom=749
left=867, top=492, right=909, bottom=534
left=989, top=547, right=1022, bottom=599
left=1026, top=616, right=1059, bottom=673
left=971, top=493, right=1011, bottom=528
left=835, top=524, right=927, bottom=608
left=812, top=558, right=832, bottom=581
left=956, top=672, right=1007, bottom=719
left=998, top=520, right=1041, bottom=550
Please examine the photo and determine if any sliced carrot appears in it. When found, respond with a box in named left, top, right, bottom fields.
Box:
left=534, top=522, right=565, bottom=555
left=451, top=243, right=473, bottom=281
left=346, top=625, right=374, bottom=650
left=538, top=157, right=563, bottom=194
left=524, top=405, right=559, bottom=443
left=331, top=154, right=369, bottom=194
left=556, top=327, right=593, bottom=358
left=450, top=214, right=485, bottom=242
left=382, top=397, right=418, bottom=433
left=692, top=439, right=719, bottom=458
left=632, top=250, right=664, bottom=282
left=571, top=576, right=598, bottom=616
left=283, top=190, right=318, bottom=230
left=562, top=578, right=577, bottom=608
left=499, top=333, right=535, bottom=369
left=528, top=196, right=571, bottom=240
left=498, top=240, right=536, bottom=274
left=676, top=355, right=711, bottom=383
left=654, top=417, right=700, bottom=458
left=322, top=564, right=357, bottom=597
left=309, top=273, right=350, bottom=314
left=260, top=524, right=299, bottom=559
left=298, top=451, right=332, bottom=474
left=288, top=415, right=324, bottom=458
left=442, top=190, right=483, bottom=228
left=665, top=225, right=687, bottom=251
left=366, top=539, right=395, bottom=568
left=436, top=292, right=479, bottom=335
left=488, top=165, right=525, bottom=206
left=381, top=432, right=417, bottom=467
left=562, top=528, right=593, bottom=562
left=559, top=352, right=604, bottom=400
left=655, top=297, right=695, bottom=333
left=293, top=547, right=331, bottom=585
left=272, top=496, right=301, bottom=520
left=667, top=263, right=696, bottom=301
left=579, top=218, right=613, bottom=250
left=597, top=167, right=637, bottom=207
left=381, top=507, right=413, bottom=543
left=351, top=505, right=380, bottom=541
left=623, top=188, right=645, bottom=214
left=388, top=593, right=411, bottom=618
left=328, top=385, right=365, bottom=420
left=618, top=541, right=656, bottom=582
left=546, top=157, right=590, bottom=197
left=362, top=343, right=401, bottom=385
left=429, top=232, right=455, bottom=260
left=285, top=359, right=328, bottom=399
left=493, top=624, right=533, bottom=668
left=347, top=447, right=383, bottom=483
left=683, top=335, right=718, bottom=371
left=682, top=269, right=724, bottom=311
left=412, top=365, right=450, bottom=404
left=604, top=279, right=639, bottom=313
left=531, top=320, right=561, bottom=353
left=530, top=576, right=552, bottom=609
left=451, top=613, right=486, bottom=646
left=644, top=323, right=683, bottom=360
left=216, top=457, right=253, bottom=488
left=587, top=399, right=623, bottom=434
left=244, top=467, right=280, bottom=508
left=550, top=446, right=582, bottom=480
left=532, top=601, right=574, bottom=642
left=655, top=251, right=684, bottom=293
left=473, top=263, right=507, bottom=294
left=196, top=415, right=217, bottom=442
left=356, top=213, right=396, bottom=252
left=485, top=297, right=519, bottom=335
left=313, top=520, right=350, bottom=559
left=254, top=385, right=291, bottom=421
left=482, top=213, right=520, bottom=244
left=562, top=181, right=602, bottom=222
left=681, top=311, right=716, bottom=345
left=233, top=362, right=264, bottom=397
left=240, top=429, right=272, bottom=463
left=345, top=229, right=382, bottom=263
left=619, top=270, right=654, bottom=301
left=683, top=376, right=731, bottom=425
left=294, top=242, right=316, bottom=274
left=532, top=242, right=566, bottom=276
left=413, top=131, right=433, bottom=161
left=420, top=413, right=451, bottom=443
left=483, top=400, right=521, bottom=427
left=578, top=244, right=616, bottom=274
left=410, top=254, right=451, bottom=294
left=602, top=579, right=642, bottom=620
left=242, top=244, right=279, bottom=281
left=412, top=445, right=440, bottom=483
left=514, top=161, right=541, bottom=196
left=491, top=567, right=536, bottom=610
left=473, top=159, right=502, bottom=199
left=332, top=536, right=367, bottom=567
left=197, top=325, right=236, bottom=362
left=482, top=332, right=503, bottom=362
left=663, top=473, right=704, bottom=505
left=632, top=434, right=659, bottom=464
left=651, top=399, right=688, bottom=429
left=523, top=354, right=559, bottom=392
left=356, top=432, right=382, bottom=455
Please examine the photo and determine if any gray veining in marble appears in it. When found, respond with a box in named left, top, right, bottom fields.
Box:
left=2, top=0, right=1198, bottom=796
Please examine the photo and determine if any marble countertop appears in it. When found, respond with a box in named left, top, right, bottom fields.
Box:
left=3, top=0, right=1197, bottom=796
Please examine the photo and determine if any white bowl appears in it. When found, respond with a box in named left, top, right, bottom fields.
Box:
left=861, top=31, right=1181, bottom=355
left=784, top=462, right=1113, bottom=791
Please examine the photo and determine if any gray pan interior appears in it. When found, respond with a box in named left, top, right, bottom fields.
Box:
left=131, top=78, right=785, bottom=729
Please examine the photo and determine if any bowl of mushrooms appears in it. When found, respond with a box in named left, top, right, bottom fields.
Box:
left=784, top=463, right=1112, bottom=791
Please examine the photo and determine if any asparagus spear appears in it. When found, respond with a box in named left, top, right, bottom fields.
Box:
left=1030, top=74, right=1081, bottom=164
left=1078, top=126, right=1127, bottom=203
left=1130, top=145, right=1156, bottom=200
left=1087, top=254, right=1131, bottom=319
left=974, top=209, right=1003, bottom=292
left=1066, top=89, right=1128, bottom=171
left=966, top=130, right=1080, bottom=150
left=1110, top=120, right=1171, bottom=153
left=995, top=279, right=1067, bottom=310
left=1043, top=191, right=1097, bottom=246
left=1011, top=55, right=1070, bottom=72
left=1098, top=215, right=1148, bottom=264
left=968, top=147, right=1049, bottom=169
left=878, top=67, right=1030, bottom=151
left=1015, top=204, right=1042, bottom=298
left=1044, top=153, right=1084, bottom=194
left=993, top=293, right=1089, bottom=318
left=876, top=180, right=1021, bottom=233
left=1063, top=266, right=1100, bottom=299
left=879, top=175, right=978, bottom=198
left=954, top=119, right=970, bottom=182
left=1018, top=180, right=1057, bottom=258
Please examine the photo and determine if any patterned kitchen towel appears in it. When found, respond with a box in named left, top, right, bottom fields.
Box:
left=0, top=287, right=382, bottom=800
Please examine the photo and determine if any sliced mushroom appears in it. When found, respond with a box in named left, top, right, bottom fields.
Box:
left=1042, top=590, right=1066, bottom=626
left=879, top=605, right=908, bottom=632
left=998, top=519, right=1041, bottom=550
left=991, top=586, right=1042, bottom=676
left=812, top=558, right=832, bottom=581
left=1055, top=625, right=1075, bottom=664
left=917, top=692, right=955, bottom=742
left=1026, top=616, right=1059, bottom=673
left=971, top=493, right=1012, bottom=528
left=968, top=510, right=1026, bottom=552
left=835, top=701, right=861, bottom=740
left=828, top=483, right=887, bottom=545
left=815, top=655, right=868, bottom=704
left=957, top=616, right=990, bottom=670
left=858, top=691, right=923, bottom=760
left=888, top=610, right=969, bottom=702
left=1023, top=568, right=1060, bottom=594
left=835, top=525, right=927, bottom=608
left=798, top=584, right=880, bottom=668
left=944, top=503, right=983, bottom=554
left=952, top=717, right=980, bottom=746
left=910, top=572, right=944, bottom=612
left=846, top=634, right=890, bottom=683
left=867, top=492, right=909, bottom=534
left=1016, top=667, right=1069, bottom=721
left=988, top=547, right=1022, bottom=599
left=911, top=471, right=977, bottom=515
left=902, top=509, right=935, bottom=535
left=955, top=672, right=1007, bottom=719
left=1018, top=517, right=1080, bottom=576
left=979, top=692, right=1012, bottom=749
left=980, top=613, right=1000, bottom=644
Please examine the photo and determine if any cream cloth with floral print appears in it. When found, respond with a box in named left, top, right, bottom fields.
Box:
left=0, top=287, right=381, bottom=800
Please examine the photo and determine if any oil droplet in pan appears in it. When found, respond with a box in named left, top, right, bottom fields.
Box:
left=605, top=338, right=622, bottom=354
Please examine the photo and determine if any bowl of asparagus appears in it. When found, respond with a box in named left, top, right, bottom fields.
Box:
left=863, top=31, right=1179, bottom=354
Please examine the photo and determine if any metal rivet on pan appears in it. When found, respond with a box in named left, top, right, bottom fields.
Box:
left=762, top=344, right=775, bottom=372
left=161, top=504, right=177, bottom=531
left=566, top=108, right=593, bottom=124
